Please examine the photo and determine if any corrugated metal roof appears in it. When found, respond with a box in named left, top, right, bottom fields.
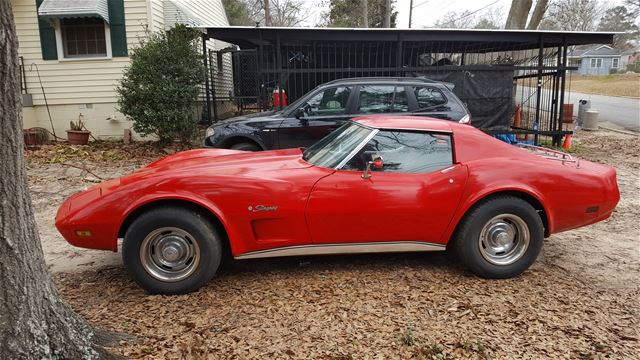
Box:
left=163, top=0, right=203, bottom=29
left=38, top=0, right=109, bottom=23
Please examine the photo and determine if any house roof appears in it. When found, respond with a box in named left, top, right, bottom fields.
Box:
left=569, top=45, right=620, bottom=57
left=203, top=27, right=616, bottom=53
left=164, top=0, right=203, bottom=28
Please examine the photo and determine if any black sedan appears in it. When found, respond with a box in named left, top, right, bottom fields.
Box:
left=204, top=77, right=470, bottom=151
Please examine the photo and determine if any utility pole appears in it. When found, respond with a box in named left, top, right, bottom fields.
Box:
left=362, top=0, right=369, bottom=27
left=384, top=0, right=391, bottom=27
left=409, top=0, right=413, bottom=28
left=264, top=0, right=271, bottom=26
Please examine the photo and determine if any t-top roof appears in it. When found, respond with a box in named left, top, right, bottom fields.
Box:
left=204, top=26, right=615, bottom=52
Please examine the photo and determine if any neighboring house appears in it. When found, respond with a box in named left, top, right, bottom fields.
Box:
left=620, top=48, right=640, bottom=70
left=13, top=0, right=231, bottom=139
left=568, top=45, right=622, bottom=75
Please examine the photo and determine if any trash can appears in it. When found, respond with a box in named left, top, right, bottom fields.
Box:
left=583, top=109, right=600, bottom=130
left=577, top=99, right=591, bottom=127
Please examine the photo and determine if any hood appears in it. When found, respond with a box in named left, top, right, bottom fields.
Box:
left=128, top=148, right=311, bottom=181
left=211, top=110, right=281, bottom=127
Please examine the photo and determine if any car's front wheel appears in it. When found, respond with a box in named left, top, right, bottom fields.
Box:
left=122, top=206, right=222, bottom=294
left=230, top=142, right=261, bottom=151
left=454, top=196, right=543, bottom=278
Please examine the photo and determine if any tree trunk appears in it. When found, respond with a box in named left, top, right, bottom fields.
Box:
left=526, top=0, right=549, bottom=30
left=264, top=0, right=271, bottom=26
left=0, top=2, right=107, bottom=358
left=505, top=0, right=533, bottom=29
left=383, top=0, right=391, bottom=27
left=362, top=0, right=369, bottom=27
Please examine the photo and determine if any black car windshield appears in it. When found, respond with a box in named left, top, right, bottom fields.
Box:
left=303, top=122, right=374, bottom=168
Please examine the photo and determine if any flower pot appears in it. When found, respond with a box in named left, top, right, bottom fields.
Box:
left=23, top=127, right=49, bottom=149
left=66, top=130, right=91, bottom=145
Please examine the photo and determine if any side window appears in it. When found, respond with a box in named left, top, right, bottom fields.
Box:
left=357, top=85, right=410, bottom=114
left=413, top=86, right=447, bottom=109
left=342, top=130, right=453, bottom=173
left=301, top=86, right=352, bottom=116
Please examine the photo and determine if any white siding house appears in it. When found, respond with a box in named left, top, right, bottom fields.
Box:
left=13, top=0, right=231, bottom=139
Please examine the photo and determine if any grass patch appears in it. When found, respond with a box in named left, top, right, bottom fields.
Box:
left=569, top=74, right=640, bottom=98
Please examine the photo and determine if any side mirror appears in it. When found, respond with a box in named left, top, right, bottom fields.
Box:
left=295, top=107, right=305, bottom=119
left=362, top=154, right=383, bottom=179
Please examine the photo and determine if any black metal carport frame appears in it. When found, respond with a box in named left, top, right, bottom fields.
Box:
left=202, top=26, right=614, bottom=145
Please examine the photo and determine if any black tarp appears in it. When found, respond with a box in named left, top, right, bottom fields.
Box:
left=410, top=67, right=514, bottom=131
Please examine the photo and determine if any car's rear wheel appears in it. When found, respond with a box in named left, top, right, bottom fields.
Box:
left=123, top=207, right=222, bottom=294
left=230, top=142, right=260, bottom=151
left=454, top=196, right=543, bottom=278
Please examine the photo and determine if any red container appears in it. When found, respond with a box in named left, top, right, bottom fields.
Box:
left=273, top=88, right=287, bottom=108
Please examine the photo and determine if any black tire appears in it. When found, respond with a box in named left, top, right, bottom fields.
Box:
left=122, top=207, right=222, bottom=294
left=230, top=142, right=261, bottom=151
left=453, top=196, right=543, bottom=279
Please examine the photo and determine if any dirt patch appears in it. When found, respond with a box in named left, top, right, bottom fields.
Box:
left=569, top=74, right=640, bottom=98
left=27, top=132, right=639, bottom=359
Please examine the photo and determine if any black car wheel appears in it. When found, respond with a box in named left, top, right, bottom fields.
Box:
left=122, top=206, right=222, bottom=294
left=453, top=196, right=543, bottom=279
left=230, top=142, right=261, bottom=151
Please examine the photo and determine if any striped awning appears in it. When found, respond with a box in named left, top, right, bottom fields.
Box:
left=38, top=0, right=109, bottom=23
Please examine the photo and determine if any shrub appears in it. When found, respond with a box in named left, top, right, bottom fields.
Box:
left=117, top=24, right=205, bottom=143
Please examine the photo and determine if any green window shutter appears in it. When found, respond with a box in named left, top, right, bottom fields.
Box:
left=108, top=0, right=128, bottom=57
left=35, top=0, right=57, bottom=60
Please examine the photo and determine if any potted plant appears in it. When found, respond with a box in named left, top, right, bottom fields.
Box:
left=66, top=114, right=91, bottom=145
left=23, top=127, right=49, bottom=149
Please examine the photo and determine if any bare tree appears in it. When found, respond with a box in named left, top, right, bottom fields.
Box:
left=504, top=0, right=550, bottom=29
left=526, top=0, right=549, bottom=29
left=434, top=7, right=504, bottom=29
left=270, top=0, right=307, bottom=26
left=362, top=0, right=369, bottom=27
left=539, top=0, right=603, bottom=31
left=505, top=0, right=532, bottom=29
left=264, top=0, right=271, bottom=25
left=0, top=1, right=113, bottom=358
left=384, top=0, right=391, bottom=27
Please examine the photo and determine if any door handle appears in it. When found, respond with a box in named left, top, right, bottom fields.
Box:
left=440, top=165, right=457, bottom=174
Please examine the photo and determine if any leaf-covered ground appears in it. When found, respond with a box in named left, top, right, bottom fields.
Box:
left=25, top=131, right=639, bottom=359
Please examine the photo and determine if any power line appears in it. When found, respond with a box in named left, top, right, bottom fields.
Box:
left=413, top=0, right=432, bottom=9
left=448, top=0, right=502, bottom=24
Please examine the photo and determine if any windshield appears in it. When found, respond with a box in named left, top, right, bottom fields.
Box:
left=303, top=122, right=374, bottom=168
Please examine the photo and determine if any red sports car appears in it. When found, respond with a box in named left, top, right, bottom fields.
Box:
left=56, top=117, right=619, bottom=294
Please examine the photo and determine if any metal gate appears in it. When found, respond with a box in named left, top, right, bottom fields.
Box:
left=207, top=48, right=266, bottom=121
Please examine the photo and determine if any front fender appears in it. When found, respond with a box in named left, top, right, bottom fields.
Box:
left=117, top=191, right=239, bottom=253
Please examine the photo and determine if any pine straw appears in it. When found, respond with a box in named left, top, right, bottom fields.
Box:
left=24, top=141, right=192, bottom=167
left=53, top=253, right=638, bottom=359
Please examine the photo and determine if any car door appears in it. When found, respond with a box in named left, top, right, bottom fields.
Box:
left=353, top=84, right=412, bottom=117
left=277, top=86, right=355, bottom=149
left=305, top=129, right=468, bottom=244
left=409, top=85, right=454, bottom=120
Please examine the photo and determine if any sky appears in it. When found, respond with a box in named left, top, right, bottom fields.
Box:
left=299, top=0, right=625, bottom=28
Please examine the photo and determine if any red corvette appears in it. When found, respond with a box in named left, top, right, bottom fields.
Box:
left=56, top=117, right=619, bottom=294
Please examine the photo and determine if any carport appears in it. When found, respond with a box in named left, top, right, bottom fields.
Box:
left=202, top=26, right=614, bottom=145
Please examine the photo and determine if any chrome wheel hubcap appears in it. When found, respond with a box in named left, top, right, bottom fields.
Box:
left=140, top=227, right=200, bottom=282
left=478, top=214, right=530, bottom=266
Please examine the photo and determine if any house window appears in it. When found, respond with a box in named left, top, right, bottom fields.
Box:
left=612, top=58, right=619, bottom=68
left=60, top=18, right=108, bottom=58
left=590, top=58, right=603, bottom=68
